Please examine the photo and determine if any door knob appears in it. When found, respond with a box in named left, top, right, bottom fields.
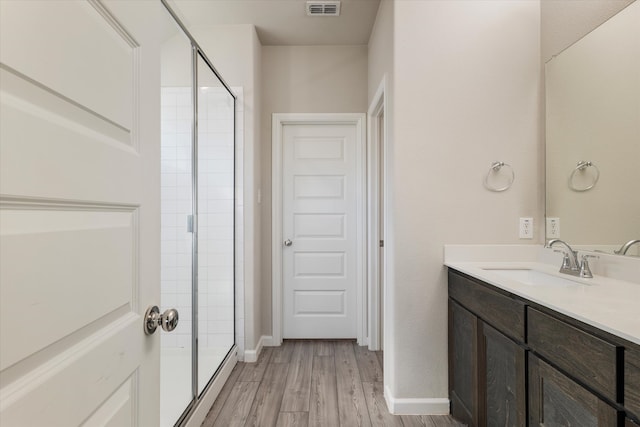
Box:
left=284, top=239, right=293, bottom=246
left=144, top=305, right=179, bottom=335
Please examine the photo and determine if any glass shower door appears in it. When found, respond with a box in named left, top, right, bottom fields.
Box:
left=159, top=4, right=237, bottom=424
left=196, top=53, right=236, bottom=395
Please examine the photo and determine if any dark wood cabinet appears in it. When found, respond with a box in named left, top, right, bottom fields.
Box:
left=529, top=354, right=619, bottom=426
left=449, top=272, right=527, bottom=427
left=449, top=299, right=479, bottom=426
left=480, top=323, right=526, bottom=427
left=626, top=348, right=640, bottom=419
left=627, top=418, right=640, bottom=427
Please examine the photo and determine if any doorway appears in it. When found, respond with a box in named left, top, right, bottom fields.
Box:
left=368, top=78, right=387, bottom=351
left=272, top=114, right=366, bottom=344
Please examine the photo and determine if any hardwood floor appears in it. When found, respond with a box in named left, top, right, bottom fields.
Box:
left=201, top=340, right=465, bottom=427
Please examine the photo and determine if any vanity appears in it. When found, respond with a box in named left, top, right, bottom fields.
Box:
left=445, top=246, right=640, bottom=427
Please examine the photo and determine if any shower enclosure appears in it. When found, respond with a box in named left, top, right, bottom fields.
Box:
left=159, top=5, right=236, bottom=426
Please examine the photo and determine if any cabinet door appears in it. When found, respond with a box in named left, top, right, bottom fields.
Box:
left=529, top=354, right=619, bottom=426
left=481, top=323, right=526, bottom=427
left=626, top=347, right=640, bottom=419
left=449, top=299, right=479, bottom=427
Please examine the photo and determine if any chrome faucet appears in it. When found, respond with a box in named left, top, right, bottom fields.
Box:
left=545, top=239, right=597, bottom=278
left=546, top=239, right=579, bottom=271
left=614, top=239, right=640, bottom=255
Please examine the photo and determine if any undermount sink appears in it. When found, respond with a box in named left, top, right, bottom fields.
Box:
left=481, top=268, right=583, bottom=287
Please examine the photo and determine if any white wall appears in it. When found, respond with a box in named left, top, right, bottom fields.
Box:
left=190, top=24, right=262, bottom=355
left=383, top=0, right=542, bottom=408
left=260, top=45, right=369, bottom=336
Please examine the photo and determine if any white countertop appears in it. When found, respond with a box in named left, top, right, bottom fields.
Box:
left=444, top=245, right=640, bottom=346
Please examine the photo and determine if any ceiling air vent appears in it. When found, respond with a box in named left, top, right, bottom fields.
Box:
left=306, top=1, right=341, bottom=16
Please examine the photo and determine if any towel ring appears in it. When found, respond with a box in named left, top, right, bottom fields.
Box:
left=484, top=161, right=514, bottom=192
left=569, top=161, right=599, bottom=192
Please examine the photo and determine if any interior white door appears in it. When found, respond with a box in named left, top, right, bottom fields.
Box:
left=282, top=123, right=359, bottom=338
left=0, top=1, right=168, bottom=425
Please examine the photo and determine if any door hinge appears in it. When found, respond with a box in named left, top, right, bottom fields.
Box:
left=187, top=215, right=194, bottom=233
left=380, top=240, right=384, bottom=248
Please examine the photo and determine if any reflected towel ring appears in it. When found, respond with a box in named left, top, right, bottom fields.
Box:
left=484, top=161, right=515, bottom=192
left=569, top=161, right=599, bottom=192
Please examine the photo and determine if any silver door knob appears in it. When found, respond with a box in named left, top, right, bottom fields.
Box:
left=284, top=239, right=293, bottom=246
left=144, top=305, right=179, bottom=335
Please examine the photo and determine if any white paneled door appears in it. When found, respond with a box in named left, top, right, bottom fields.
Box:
left=0, top=1, right=169, bottom=425
left=281, top=120, right=363, bottom=339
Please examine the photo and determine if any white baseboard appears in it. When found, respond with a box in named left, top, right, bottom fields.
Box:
left=243, top=335, right=274, bottom=362
left=184, top=347, right=238, bottom=427
left=384, top=384, right=450, bottom=415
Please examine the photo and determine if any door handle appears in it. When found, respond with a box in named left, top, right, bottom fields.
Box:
left=284, top=239, right=293, bottom=246
left=144, top=305, right=179, bottom=335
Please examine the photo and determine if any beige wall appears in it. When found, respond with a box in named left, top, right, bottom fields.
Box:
left=388, top=0, right=542, bottom=401
left=251, top=27, right=263, bottom=344
left=260, top=45, right=369, bottom=336
left=191, top=24, right=263, bottom=351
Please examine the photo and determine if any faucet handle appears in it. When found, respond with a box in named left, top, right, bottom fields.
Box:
left=553, top=250, right=572, bottom=270
left=579, top=254, right=598, bottom=278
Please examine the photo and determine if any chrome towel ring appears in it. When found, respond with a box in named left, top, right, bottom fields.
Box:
left=569, top=161, right=599, bottom=192
left=484, top=161, right=514, bottom=192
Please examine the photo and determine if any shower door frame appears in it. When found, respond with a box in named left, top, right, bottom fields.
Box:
left=161, top=1, right=238, bottom=426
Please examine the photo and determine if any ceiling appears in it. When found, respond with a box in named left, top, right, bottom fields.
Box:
left=168, top=0, right=381, bottom=46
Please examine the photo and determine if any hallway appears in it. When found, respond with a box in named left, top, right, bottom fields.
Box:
left=202, top=340, right=464, bottom=427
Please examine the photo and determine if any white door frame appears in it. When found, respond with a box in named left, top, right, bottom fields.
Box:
left=367, top=77, right=387, bottom=351
left=272, top=113, right=366, bottom=345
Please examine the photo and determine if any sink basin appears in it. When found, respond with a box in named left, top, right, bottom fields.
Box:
left=482, top=268, right=582, bottom=287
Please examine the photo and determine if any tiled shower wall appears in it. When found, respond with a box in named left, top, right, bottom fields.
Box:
left=161, top=86, right=244, bottom=356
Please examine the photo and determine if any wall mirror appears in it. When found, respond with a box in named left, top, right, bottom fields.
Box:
left=545, top=1, right=640, bottom=256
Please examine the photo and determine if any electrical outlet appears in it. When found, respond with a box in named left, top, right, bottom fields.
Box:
left=519, top=217, right=534, bottom=239
left=546, top=217, right=560, bottom=238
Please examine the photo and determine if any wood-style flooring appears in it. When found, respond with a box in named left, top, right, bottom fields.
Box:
left=201, top=340, right=465, bottom=427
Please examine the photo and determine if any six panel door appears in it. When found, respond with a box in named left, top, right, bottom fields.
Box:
left=282, top=122, right=358, bottom=338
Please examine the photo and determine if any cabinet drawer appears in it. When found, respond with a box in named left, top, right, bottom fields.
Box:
left=626, top=347, right=640, bottom=418
left=448, top=270, right=525, bottom=342
left=528, top=308, right=619, bottom=402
